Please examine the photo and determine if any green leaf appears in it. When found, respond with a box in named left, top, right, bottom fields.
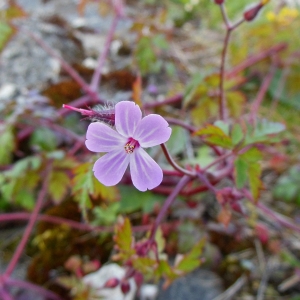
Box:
left=234, top=148, right=262, bottom=199
left=114, top=218, right=135, bottom=261
left=48, top=171, right=71, bottom=204
left=155, top=227, right=166, bottom=254
left=246, top=119, right=285, bottom=144
left=175, top=238, right=205, bottom=273
left=194, top=124, right=233, bottom=149
left=166, top=126, right=188, bottom=156
left=231, top=124, right=244, bottom=145
left=29, top=127, right=58, bottom=152
left=92, top=203, right=120, bottom=226
left=214, top=120, right=230, bottom=135
left=119, top=185, right=164, bottom=213
left=227, top=91, right=246, bottom=118
left=0, top=22, right=14, bottom=52
left=234, top=158, right=248, bottom=189
left=72, top=162, right=118, bottom=210
left=132, top=257, right=158, bottom=281
left=0, top=126, right=15, bottom=164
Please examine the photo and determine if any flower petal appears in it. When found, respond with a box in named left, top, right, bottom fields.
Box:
left=130, top=148, right=163, bottom=191
left=115, top=101, right=142, bottom=138
left=86, top=122, right=126, bottom=153
left=93, top=149, right=130, bottom=186
left=133, top=114, right=172, bottom=147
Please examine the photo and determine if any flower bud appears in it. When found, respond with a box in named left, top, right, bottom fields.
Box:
left=243, top=3, right=263, bottom=21
left=121, top=280, right=130, bottom=295
left=104, top=278, right=120, bottom=288
left=63, top=104, right=115, bottom=126
left=214, top=0, right=224, bottom=4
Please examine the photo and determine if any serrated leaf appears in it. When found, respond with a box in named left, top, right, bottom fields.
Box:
left=234, top=148, right=262, bottom=199
left=114, top=218, right=135, bottom=261
left=132, top=257, right=158, bottom=279
left=175, top=238, right=205, bottom=273
left=194, top=124, right=233, bottom=149
left=246, top=119, right=286, bottom=144
left=92, top=203, right=120, bottom=226
left=48, top=171, right=71, bottom=204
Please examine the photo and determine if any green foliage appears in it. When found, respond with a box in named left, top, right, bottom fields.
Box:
left=273, top=166, right=300, bottom=205
left=166, top=126, right=188, bottom=156
left=119, top=185, right=164, bottom=213
left=135, top=34, right=169, bottom=74
left=234, top=148, right=262, bottom=199
left=175, top=238, right=205, bottom=273
left=29, top=127, right=58, bottom=152
left=195, top=124, right=233, bottom=149
left=0, top=2, right=26, bottom=52
left=0, top=156, right=42, bottom=209
left=72, top=162, right=118, bottom=211
left=0, top=125, right=15, bottom=164
left=114, top=217, right=135, bottom=261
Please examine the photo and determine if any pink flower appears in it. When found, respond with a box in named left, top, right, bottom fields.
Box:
left=85, top=101, right=172, bottom=191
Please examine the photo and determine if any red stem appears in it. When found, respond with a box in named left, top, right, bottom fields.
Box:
left=226, top=43, right=287, bottom=79
left=0, top=213, right=150, bottom=233
left=143, top=94, right=183, bottom=109
left=149, top=175, right=191, bottom=241
left=90, top=14, right=120, bottom=91
left=23, top=29, right=99, bottom=102
left=250, top=60, right=277, bottom=124
left=7, top=278, right=62, bottom=300
left=3, top=164, right=52, bottom=279
left=160, top=144, right=196, bottom=177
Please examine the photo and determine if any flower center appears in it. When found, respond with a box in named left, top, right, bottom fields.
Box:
left=124, top=138, right=139, bottom=154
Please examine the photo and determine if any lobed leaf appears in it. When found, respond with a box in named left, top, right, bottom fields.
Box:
left=175, top=238, right=205, bottom=273
left=114, top=217, right=135, bottom=261
left=194, top=124, right=233, bottom=149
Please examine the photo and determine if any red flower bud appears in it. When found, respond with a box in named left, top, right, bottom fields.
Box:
left=243, top=4, right=263, bottom=22
left=214, top=0, right=224, bottom=4
left=104, top=278, right=120, bottom=288
left=121, top=280, right=130, bottom=295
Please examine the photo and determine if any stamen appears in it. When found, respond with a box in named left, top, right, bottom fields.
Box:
left=124, top=143, right=135, bottom=154
left=124, top=138, right=139, bottom=154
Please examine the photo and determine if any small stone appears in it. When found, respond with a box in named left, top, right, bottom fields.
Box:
left=0, top=84, right=18, bottom=101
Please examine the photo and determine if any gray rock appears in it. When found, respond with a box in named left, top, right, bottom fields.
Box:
left=157, top=269, right=223, bottom=300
